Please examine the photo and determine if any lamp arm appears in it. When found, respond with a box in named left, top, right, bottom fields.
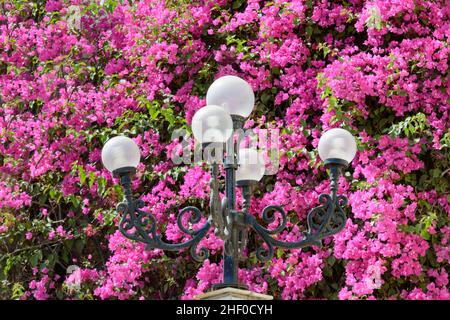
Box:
left=245, top=165, right=348, bottom=262
left=116, top=172, right=212, bottom=262
left=246, top=193, right=347, bottom=262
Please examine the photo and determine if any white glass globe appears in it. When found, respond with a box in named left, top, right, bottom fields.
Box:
left=318, top=128, right=357, bottom=164
left=191, top=105, right=233, bottom=144
left=101, top=136, right=141, bottom=172
left=236, top=148, right=266, bottom=183
left=206, top=75, right=255, bottom=118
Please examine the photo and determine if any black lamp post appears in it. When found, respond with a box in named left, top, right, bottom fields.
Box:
left=101, top=75, right=357, bottom=290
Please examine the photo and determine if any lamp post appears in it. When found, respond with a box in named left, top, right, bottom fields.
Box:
left=100, top=75, right=357, bottom=290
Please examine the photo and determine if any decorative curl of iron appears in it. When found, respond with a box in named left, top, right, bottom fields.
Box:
left=246, top=193, right=347, bottom=262
left=239, top=164, right=348, bottom=262
left=115, top=173, right=211, bottom=262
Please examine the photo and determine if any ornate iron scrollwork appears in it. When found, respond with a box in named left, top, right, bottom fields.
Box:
left=116, top=173, right=211, bottom=262
left=246, top=194, right=347, bottom=262
left=306, top=194, right=347, bottom=240
left=113, top=155, right=349, bottom=288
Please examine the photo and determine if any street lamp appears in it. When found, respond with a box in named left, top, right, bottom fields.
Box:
left=101, top=75, right=357, bottom=290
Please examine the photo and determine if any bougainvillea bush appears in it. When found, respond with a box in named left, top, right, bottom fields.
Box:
left=0, top=0, right=449, bottom=300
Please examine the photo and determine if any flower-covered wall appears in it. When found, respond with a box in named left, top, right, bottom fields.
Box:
left=0, top=0, right=448, bottom=300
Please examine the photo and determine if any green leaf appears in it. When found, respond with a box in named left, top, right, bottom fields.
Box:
left=97, top=176, right=106, bottom=196
left=74, top=239, right=85, bottom=255
left=277, top=248, right=284, bottom=258
left=11, top=283, right=25, bottom=300
left=323, top=266, right=333, bottom=277
left=260, top=91, right=272, bottom=105
left=328, top=255, right=336, bottom=266
left=272, top=67, right=281, bottom=76
left=365, top=6, right=384, bottom=30
left=232, top=0, right=245, bottom=10
left=88, top=171, right=96, bottom=189
left=46, top=253, right=58, bottom=270
left=30, top=250, right=43, bottom=267
left=78, top=166, right=86, bottom=185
